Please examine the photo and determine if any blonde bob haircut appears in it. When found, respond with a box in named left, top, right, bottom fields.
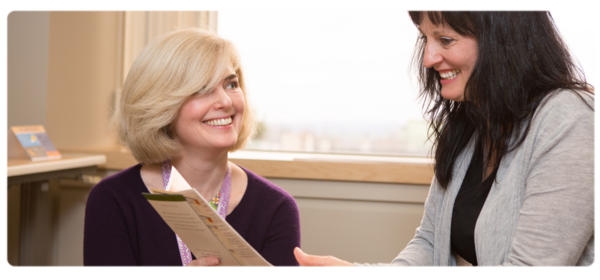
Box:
left=112, top=28, right=255, bottom=164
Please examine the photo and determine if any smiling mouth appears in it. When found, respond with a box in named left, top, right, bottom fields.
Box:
left=203, top=117, right=232, bottom=126
left=440, top=69, right=461, bottom=80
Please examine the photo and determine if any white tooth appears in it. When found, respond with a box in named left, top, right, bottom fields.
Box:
left=219, top=119, right=224, bottom=125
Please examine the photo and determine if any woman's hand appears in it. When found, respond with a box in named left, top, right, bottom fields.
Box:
left=186, top=257, right=220, bottom=266
left=293, top=247, right=353, bottom=266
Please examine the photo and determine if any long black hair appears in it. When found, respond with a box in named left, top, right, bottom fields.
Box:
left=409, top=11, right=593, bottom=188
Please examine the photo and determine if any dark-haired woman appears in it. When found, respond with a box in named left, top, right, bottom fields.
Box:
left=293, top=11, right=594, bottom=266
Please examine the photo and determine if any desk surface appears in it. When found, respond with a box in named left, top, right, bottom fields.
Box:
left=8, top=153, right=107, bottom=177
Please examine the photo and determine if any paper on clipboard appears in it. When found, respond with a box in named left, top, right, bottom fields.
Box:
left=143, top=166, right=272, bottom=266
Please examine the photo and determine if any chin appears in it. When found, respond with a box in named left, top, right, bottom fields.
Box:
left=441, top=90, right=465, bottom=102
left=214, top=139, right=239, bottom=150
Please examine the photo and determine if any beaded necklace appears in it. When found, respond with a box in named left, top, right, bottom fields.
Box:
left=161, top=159, right=232, bottom=266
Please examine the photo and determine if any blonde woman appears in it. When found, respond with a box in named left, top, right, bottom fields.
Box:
left=84, top=29, right=301, bottom=266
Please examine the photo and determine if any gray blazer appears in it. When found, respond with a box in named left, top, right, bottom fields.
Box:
left=384, top=89, right=594, bottom=266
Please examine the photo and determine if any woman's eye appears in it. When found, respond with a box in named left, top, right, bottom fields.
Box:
left=226, top=81, right=239, bottom=89
left=440, top=37, right=454, bottom=45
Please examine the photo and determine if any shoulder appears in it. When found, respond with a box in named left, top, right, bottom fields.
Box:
left=227, top=165, right=300, bottom=232
left=228, top=165, right=299, bottom=221
left=519, top=89, right=595, bottom=164
left=528, top=89, right=594, bottom=135
left=88, top=164, right=145, bottom=199
left=241, top=166, right=297, bottom=205
left=85, top=164, right=155, bottom=223
left=533, top=89, right=594, bottom=122
left=85, top=164, right=148, bottom=225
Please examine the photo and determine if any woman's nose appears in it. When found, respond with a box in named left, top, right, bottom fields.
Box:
left=211, top=87, right=232, bottom=109
left=423, top=42, right=443, bottom=68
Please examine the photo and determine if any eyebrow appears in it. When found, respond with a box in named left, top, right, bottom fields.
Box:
left=224, top=73, right=238, bottom=81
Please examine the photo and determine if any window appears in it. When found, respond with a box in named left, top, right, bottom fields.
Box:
left=219, top=10, right=594, bottom=158
left=218, top=10, right=430, bottom=157
left=550, top=10, right=595, bottom=85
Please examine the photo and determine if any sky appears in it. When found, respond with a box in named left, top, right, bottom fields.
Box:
left=218, top=9, right=596, bottom=126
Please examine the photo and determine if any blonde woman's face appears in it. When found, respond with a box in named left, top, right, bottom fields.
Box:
left=173, top=65, right=245, bottom=153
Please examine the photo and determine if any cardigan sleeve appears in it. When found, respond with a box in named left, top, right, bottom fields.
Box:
left=501, top=92, right=594, bottom=266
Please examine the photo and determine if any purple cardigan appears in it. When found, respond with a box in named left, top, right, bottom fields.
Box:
left=83, top=164, right=301, bottom=266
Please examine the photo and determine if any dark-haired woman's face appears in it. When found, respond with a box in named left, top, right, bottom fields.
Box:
left=418, top=16, right=478, bottom=102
